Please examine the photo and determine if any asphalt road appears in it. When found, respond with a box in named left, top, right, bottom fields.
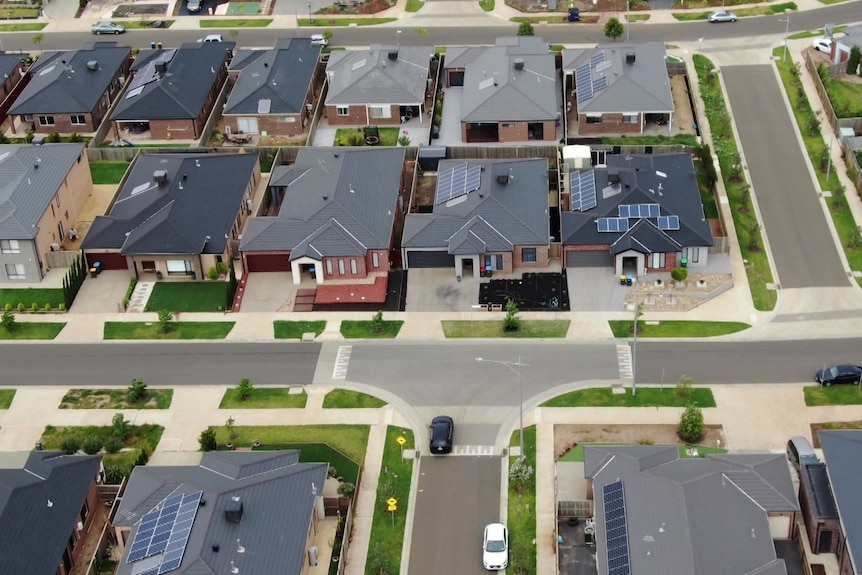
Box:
left=407, top=456, right=501, bottom=575
left=722, top=66, right=848, bottom=289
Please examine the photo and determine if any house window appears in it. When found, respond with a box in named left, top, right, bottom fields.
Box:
left=57, top=221, right=65, bottom=241
left=55, top=194, right=61, bottom=208
left=502, top=123, right=515, bottom=128
left=650, top=252, right=666, bottom=269
left=336, top=106, right=349, bottom=117
left=80, top=502, right=89, bottom=523
left=38, top=115, right=54, bottom=126
left=166, top=260, right=192, bottom=275
left=0, top=240, right=20, bottom=254
left=622, top=114, right=638, bottom=124
left=70, top=115, right=86, bottom=125
left=684, top=247, right=700, bottom=264
left=350, top=259, right=358, bottom=274
left=369, top=106, right=390, bottom=119
left=5, top=263, right=25, bottom=280
left=326, top=260, right=333, bottom=275
left=372, top=252, right=380, bottom=268
left=585, top=114, right=602, bottom=124
left=338, top=259, right=345, bottom=275
left=521, top=248, right=537, bottom=263
left=484, top=254, right=503, bottom=270
left=141, top=260, right=156, bottom=271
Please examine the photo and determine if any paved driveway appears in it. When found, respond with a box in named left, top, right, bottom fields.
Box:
left=405, top=268, right=480, bottom=311
left=721, top=66, right=848, bottom=289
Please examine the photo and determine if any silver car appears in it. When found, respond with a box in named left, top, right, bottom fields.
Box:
left=707, top=10, right=737, bottom=22
left=91, top=21, right=126, bottom=34
left=187, top=0, right=202, bottom=12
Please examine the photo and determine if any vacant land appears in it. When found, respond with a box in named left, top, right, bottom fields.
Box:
left=59, top=388, right=173, bottom=409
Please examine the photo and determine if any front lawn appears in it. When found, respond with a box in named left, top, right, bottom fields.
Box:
left=322, top=389, right=387, bottom=409
left=0, top=22, right=46, bottom=31
left=199, top=18, right=272, bottom=27
left=0, top=288, right=64, bottom=309
left=0, top=322, right=66, bottom=340
left=508, top=426, right=537, bottom=575
left=340, top=320, right=403, bottom=339
left=59, top=388, right=173, bottom=409
left=218, top=387, right=308, bottom=409
left=0, top=389, right=16, bottom=409
left=541, top=386, right=717, bottom=408
left=211, top=424, right=370, bottom=466
left=602, top=133, right=696, bottom=146
left=103, top=322, right=235, bottom=340
left=405, top=0, right=424, bottom=10
left=627, top=13, right=650, bottom=21
left=298, top=17, right=396, bottom=25
left=273, top=320, right=326, bottom=339
left=558, top=442, right=726, bottom=462
left=804, top=385, right=862, bottom=406
left=41, top=423, right=164, bottom=478
left=115, top=19, right=174, bottom=28
left=0, top=7, right=40, bottom=17
left=608, top=320, right=750, bottom=338
left=90, top=162, right=130, bottom=184
left=145, top=281, right=231, bottom=312
left=334, top=127, right=400, bottom=147
left=673, top=2, right=795, bottom=19
left=441, top=320, right=570, bottom=338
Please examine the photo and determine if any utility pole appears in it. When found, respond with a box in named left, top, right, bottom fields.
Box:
left=632, top=293, right=638, bottom=397
left=626, top=0, right=630, bottom=42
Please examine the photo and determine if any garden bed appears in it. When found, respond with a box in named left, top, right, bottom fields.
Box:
left=59, top=388, right=173, bottom=409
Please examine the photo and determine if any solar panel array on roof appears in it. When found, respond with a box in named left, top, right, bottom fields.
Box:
left=619, top=204, right=660, bottom=218
left=576, top=62, right=593, bottom=103
left=597, top=218, right=629, bottom=232
left=569, top=170, right=597, bottom=212
left=127, top=491, right=203, bottom=575
left=657, top=215, right=680, bottom=230
left=590, top=52, right=605, bottom=67
left=602, top=481, right=631, bottom=575
left=436, top=163, right=482, bottom=205
left=593, top=74, right=608, bottom=92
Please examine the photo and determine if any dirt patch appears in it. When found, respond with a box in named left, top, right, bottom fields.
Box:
left=554, top=423, right=726, bottom=458
left=410, top=174, right=437, bottom=212
left=810, top=421, right=862, bottom=448
left=670, top=75, right=696, bottom=135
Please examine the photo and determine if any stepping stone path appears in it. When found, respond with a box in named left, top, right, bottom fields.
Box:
left=126, top=282, right=155, bottom=313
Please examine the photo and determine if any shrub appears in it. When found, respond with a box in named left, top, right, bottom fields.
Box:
left=517, top=21, right=534, bottom=36
left=103, top=463, right=126, bottom=484
left=69, top=132, right=84, bottom=143
left=2, top=310, right=16, bottom=333
left=44, top=303, right=51, bottom=311
left=3, top=303, right=11, bottom=312
left=237, top=377, right=253, bottom=400
left=503, top=299, right=521, bottom=331
left=847, top=45, right=861, bottom=75
left=216, top=262, right=229, bottom=275
left=58, top=303, right=65, bottom=311
left=45, top=132, right=61, bottom=143
left=104, top=436, right=123, bottom=454
left=30, top=302, right=38, bottom=312
left=675, top=375, right=694, bottom=400
left=604, top=17, right=624, bottom=41
left=678, top=403, right=705, bottom=443
left=370, top=310, right=385, bottom=334
left=198, top=428, right=217, bottom=451
left=337, top=481, right=355, bottom=496
left=509, top=457, right=534, bottom=494
left=327, top=465, right=339, bottom=479
left=126, top=378, right=148, bottom=402
left=16, top=303, right=24, bottom=312
left=111, top=413, right=132, bottom=441
left=60, top=437, right=81, bottom=455
left=206, top=267, right=220, bottom=280
left=157, top=309, right=173, bottom=333
left=122, top=278, right=137, bottom=309
left=82, top=435, right=103, bottom=455
left=671, top=267, right=688, bottom=282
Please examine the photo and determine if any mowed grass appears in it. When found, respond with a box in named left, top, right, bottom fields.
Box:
left=199, top=18, right=272, bottom=27
left=541, top=386, right=717, bottom=408
left=90, top=162, right=130, bottom=184
left=626, top=13, right=650, bottom=21
left=788, top=25, right=846, bottom=39
left=0, top=323, right=66, bottom=340
left=0, top=288, right=64, bottom=309
left=322, top=389, right=387, bottom=409
left=0, top=22, right=46, bottom=31
left=103, top=322, right=234, bottom=339
left=508, top=426, right=537, bottom=575
left=218, top=387, right=308, bottom=409
left=673, top=2, right=795, bottom=19
left=558, top=443, right=727, bottom=462
left=405, top=0, right=424, bottom=10
left=442, top=320, right=570, bottom=338
left=145, top=282, right=231, bottom=312
left=335, top=127, right=400, bottom=147
left=608, top=320, right=750, bottom=338
left=340, top=320, right=403, bottom=339
left=805, top=385, right=862, bottom=406
left=273, top=320, right=326, bottom=339
left=59, top=388, right=173, bottom=409
left=298, top=17, right=396, bottom=26
left=821, top=77, right=862, bottom=118
left=211, top=425, right=369, bottom=465
left=0, top=389, right=16, bottom=409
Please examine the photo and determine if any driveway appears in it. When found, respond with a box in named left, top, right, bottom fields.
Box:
left=405, top=268, right=480, bottom=311
left=566, top=267, right=629, bottom=312
left=240, top=272, right=308, bottom=312
left=721, top=66, right=848, bottom=289
left=69, top=270, right=134, bottom=314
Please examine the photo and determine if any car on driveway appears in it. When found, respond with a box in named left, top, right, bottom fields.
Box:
left=91, top=22, right=126, bottom=34
left=187, top=0, right=203, bottom=12
left=483, top=523, right=508, bottom=571
left=816, top=364, right=862, bottom=386
left=813, top=38, right=833, bottom=53
left=708, top=10, right=737, bottom=22
left=430, top=415, right=453, bottom=454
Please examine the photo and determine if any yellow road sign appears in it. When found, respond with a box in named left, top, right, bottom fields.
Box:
left=397, top=436, right=407, bottom=445
left=387, top=503, right=397, bottom=512
left=387, top=497, right=398, bottom=506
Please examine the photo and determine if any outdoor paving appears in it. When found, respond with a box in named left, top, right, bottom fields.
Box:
left=69, top=270, right=135, bottom=314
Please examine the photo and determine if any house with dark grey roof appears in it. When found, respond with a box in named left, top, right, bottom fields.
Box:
left=581, top=445, right=799, bottom=575
left=560, top=151, right=713, bottom=275
left=324, top=44, right=433, bottom=126
left=81, top=152, right=260, bottom=278
left=9, top=42, right=130, bottom=135
left=562, top=42, right=674, bottom=136
left=110, top=42, right=233, bottom=141
left=0, top=451, right=102, bottom=575
left=402, top=158, right=550, bottom=279
left=0, top=52, right=30, bottom=127
left=240, top=147, right=406, bottom=285
left=0, top=143, right=91, bottom=282
left=443, top=36, right=559, bottom=143
left=224, top=38, right=322, bottom=138
left=112, top=451, right=329, bottom=575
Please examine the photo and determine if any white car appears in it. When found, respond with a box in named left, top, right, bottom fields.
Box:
left=483, top=523, right=508, bottom=571
left=707, top=10, right=737, bottom=22
left=197, top=34, right=223, bottom=43
left=813, top=38, right=833, bottom=53
left=310, top=34, right=328, bottom=47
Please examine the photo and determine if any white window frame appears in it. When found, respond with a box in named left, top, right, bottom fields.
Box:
left=338, top=259, right=345, bottom=275
left=650, top=252, right=666, bottom=269
left=622, top=113, right=638, bottom=124
left=336, top=106, right=349, bottom=117
left=38, top=115, right=54, bottom=126
left=166, top=260, right=192, bottom=275
left=372, top=252, right=380, bottom=268
left=0, top=240, right=20, bottom=254
left=350, top=259, right=358, bottom=274
left=684, top=247, right=700, bottom=264
left=70, top=115, right=86, bottom=125
left=5, top=263, right=25, bottom=280
left=325, top=260, right=333, bottom=275
left=369, top=105, right=390, bottom=119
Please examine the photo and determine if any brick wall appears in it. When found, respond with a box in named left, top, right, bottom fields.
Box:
left=462, top=120, right=557, bottom=143
left=645, top=251, right=677, bottom=273
left=799, top=481, right=841, bottom=554
left=322, top=255, right=369, bottom=280
left=324, top=104, right=402, bottom=126
left=146, top=119, right=199, bottom=140
left=223, top=113, right=306, bottom=137
left=514, top=245, right=551, bottom=270
left=69, top=479, right=101, bottom=569
left=578, top=113, right=645, bottom=136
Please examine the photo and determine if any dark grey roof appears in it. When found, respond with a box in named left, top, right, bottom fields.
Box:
left=0, top=53, right=27, bottom=86
left=111, top=42, right=232, bottom=121
left=114, top=451, right=328, bottom=575
left=402, top=158, right=549, bottom=251
left=10, top=43, right=129, bottom=115
left=584, top=446, right=797, bottom=575
left=325, top=44, right=432, bottom=106
left=820, top=430, right=862, bottom=573
left=561, top=153, right=713, bottom=250
left=0, top=143, right=85, bottom=240
left=563, top=42, right=673, bottom=114
left=240, top=147, right=405, bottom=254
left=0, top=452, right=101, bottom=575
left=82, top=152, right=257, bottom=254
left=801, top=463, right=838, bottom=519
left=839, top=25, right=862, bottom=43
left=447, top=36, right=559, bottom=122
left=224, top=38, right=319, bottom=115
left=610, top=218, right=681, bottom=255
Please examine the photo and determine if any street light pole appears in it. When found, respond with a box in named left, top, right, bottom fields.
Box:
left=307, top=1, right=313, bottom=24
left=475, top=357, right=528, bottom=458
left=632, top=293, right=638, bottom=397
left=782, top=15, right=790, bottom=62
left=626, top=0, right=630, bottom=42
left=396, top=29, right=402, bottom=48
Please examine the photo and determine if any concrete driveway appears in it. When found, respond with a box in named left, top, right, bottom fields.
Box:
left=69, top=270, right=134, bottom=314
left=240, top=272, right=305, bottom=312
left=566, top=267, right=629, bottom=311
left=405, top=268, right=480, bottom=311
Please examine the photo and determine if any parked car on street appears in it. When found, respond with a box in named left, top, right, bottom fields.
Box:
left=310, top=34, right=328, bottom=47
left=430, top=415, right=453, bottom=454
left=815, top=364, right=862, bottom=386
left=197, top=34, right=223, bottom=43
left=187, top=0, right=203, bottom=13
left=483, top=523, right=509, bottom=571
left=708, top=10, right=737, bottom=22
left=813, top=38, right=833, bottom=53
left=91, top=22, right=126, bottom=34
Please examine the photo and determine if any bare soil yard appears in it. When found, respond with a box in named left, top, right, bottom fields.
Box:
left=554, top=423, right=726, bottom=458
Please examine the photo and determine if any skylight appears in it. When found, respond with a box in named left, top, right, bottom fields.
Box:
left=38, top=65, right=56, bottom=76
left=351, top=58, right=367, bottom=71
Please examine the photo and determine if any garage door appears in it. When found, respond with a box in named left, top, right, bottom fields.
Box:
left=448, top=71, right=464, bottom=87
left=406, top=251, right=455, bottom=268
left=245, top=253, right=291, bottom=272
left=85, top=252, right=128, bottom=270
left=565, top=250, right=612, bottom=267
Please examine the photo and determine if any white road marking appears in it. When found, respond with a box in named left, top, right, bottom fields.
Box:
left=617, top=344, right=633, bottom=380
left=332, top=345, right=352, bottom=380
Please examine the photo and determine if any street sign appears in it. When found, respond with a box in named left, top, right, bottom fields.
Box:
left=387, top=503, right=397, bottom=512
left=396, top=436, right=407, bottom=446
left=387, top=497, right=398, bottom=506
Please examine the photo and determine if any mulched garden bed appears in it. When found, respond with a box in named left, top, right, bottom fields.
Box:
left=479, top=270, right=570, bottom=311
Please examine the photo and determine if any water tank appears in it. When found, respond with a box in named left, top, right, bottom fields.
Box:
left=308, top=546, right=319, bottom=566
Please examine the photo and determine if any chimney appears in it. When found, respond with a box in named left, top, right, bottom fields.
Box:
left=225, top=497, right=243, bottom=523
left=388, top=49, right=398, bottom=61
left=155, top=61, right=167, bottom=74
left=86, top=60, right=98, bottom=71
left=496, top=174, right=509, bottom=185
left=625, top=52, right=636, bottom=65
left=513, top=58, right=524, bottom=71
left=153, top=170, right=168, bottom=185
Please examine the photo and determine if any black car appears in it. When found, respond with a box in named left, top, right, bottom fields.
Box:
left=430, top=416, right=454, bottom=454
left=816, top=364, right=862, bottom=386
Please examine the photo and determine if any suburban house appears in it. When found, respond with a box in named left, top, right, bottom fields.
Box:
left=0, top=451, right=102, bottom=575
left=560, top=151, right=714, bottom=275
left=81, top=152, right=260, bottom=278
left=834, top=25, right=862, bottom=67
left=324, top=44, right=433, bottom=126
left=443, top=36, right=559, bottom=143
left=224, top=38, right=322, bottom=137
left=0, top=52, right=30, bottom=126
left=583, top=445, right=799, bottom=575
left=562, top=42, right=674, bottom=136
left=112, top=451, right=328, bottom=575
left=402, top=158, right=550, bottom=279
left=110, top=42, right=234, bottom=141
left=240, top=147, right=407, bottom=287
left=0, top=143, right=92, bottom=282
left=9, top=42, right=131, bottom=135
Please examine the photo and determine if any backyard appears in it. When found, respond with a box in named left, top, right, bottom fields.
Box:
left=334, top=127, right=400, bottom=147
left=90, top=162, right=130, bottom=185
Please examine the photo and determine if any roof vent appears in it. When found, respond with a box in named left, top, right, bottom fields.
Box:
left=153, top=170, right=168, bottom=184
left=212, top=544, right=220, bottom=552
left=513, top=58, right=525, bottom=71
left=388, top=49, right=398, bottom=61
left=323, top=194, right=328, bottom=200
left=155, top=61, right=167, bottom=74
left=263, top=62, right=268, bottom=67
left=86, top=60, right=98, bottom=71
left=496, top=174, right=509, bottom=185
left=225, top=497, right=243, bottom=523
left=626, top=52, right=636, bottom=64
left=31, top=135, right=45, bottom=145
left=608, top=168, right=620, bottom=185
left=34, top=163, right=39, bottom=169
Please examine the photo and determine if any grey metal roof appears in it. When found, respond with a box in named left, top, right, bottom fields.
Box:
left=325, top=44, right=433, bottom=106
left=224, top=38, right=319, bottom=116
left=81, top=152, right=257, bottom=254
left=0, top=452, right=101, bottom=575
left=563, top=42, right=674, bottom=114
left=820, top=430, right=862, bottom=574
left=800, top=463, right=838, bottom=519
left=0, top=143, right=85, bottom=240
left=111, top=42, right=233, bottom=121
left=450, top=36, right=559, bottom=123
left=114, top=451, right=328, bottom=575
left=402, top=158, right=549, bottom=251
left=0, top=53, right=27, bottom=86
left=10, top=43, right=129, bottom=115
left=839, top=25, right=862, bottom=42
left=240, top=147, right=405, bottom=255
left=584, top=446, right=797, bottom=575
left=561, top=153, right=714, bottom=250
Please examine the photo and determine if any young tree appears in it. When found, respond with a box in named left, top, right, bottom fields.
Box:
left=237, top=378, right=253, bottom=400
left=517, top=21, right=534, bottom=36
left=32, top=33, right=43, bottom=53
left=509, top=457, right=534, bottom=495
left=504, top=299, right=521, bottom=331
left=807, top=110, right=822, bottom=137
left=604, top=17, right=624, bottom=41
left=675, top=375, right=694, bottom=401
left=111, top=413, right=132, bottom=441
left=1, top=310, right=16, bottom=333
left=738, top=183, right=751, bottom=209
left=746, top=220, right=761, bottom=251
left=198, top=428, right=217, bottom=451
left=370, top=310, right=385, bottom=334
left=126, top=377, right=147, bottom=402
left=157, top=309, right=173, bottom=333
left=848, top=226, right=862, bottom=249
left=678, top=403, right=705, bottom=443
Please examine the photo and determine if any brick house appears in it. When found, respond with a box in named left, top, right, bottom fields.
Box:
left=224, top=38, right=322, bottom=138
left=9, top=42, right=131, bottom=135
left=561, top=152, right=713, bottom=276
left=324, top=45, right=433, bottom=127
left=0, top=52, right=30, bottom=127
left=798, top=463, right=840, bottom=556
left=562, top=42, right=675, bottom=136
left=443, top=36, right=559, bottom=143
left=110, top=42, right=233, bottom=141
left=402, top=158, right=551, bottom=279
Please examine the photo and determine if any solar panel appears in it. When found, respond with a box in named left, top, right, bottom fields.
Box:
left=569, top=171, right=582, bottom=211
left=602, top=480, right=631, bottom=575
left=618, top=205, right=629, bottom=218
left=466, top=165, right=482, bottom=193
left=597, top=218, right=629, bottom=232
left=593, top=74, right=608, bottom=93
left=576, top=62, right=593, bottom=103
left=658, top=215, right=680, bottom=230
left=590, top=52, right=605, bottom=67
left=158, top=491, right=203, bottom=575
left=579, top=171, right=597, bottom=211
left=128, top=491, right=204, bottom=574
left=647, top=204, right=660, bottom=217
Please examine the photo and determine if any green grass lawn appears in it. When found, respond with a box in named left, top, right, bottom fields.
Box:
left=0, top=7, right=40, bottom=17
left=41, top=423, right=164, bottom=477
left=695, top=159, right=720, bottom=219
left=405, top=0, right=424, bottom=10
left=340, top=320, right=403, bottom=339
left=626, top=13, right=650, bottom=21
left=694, top=54, right=776, bottom=310
left=0, top=389, right=16, bottom=409
left=821, top=77, right=862, bottom=118
left=804, top=385, right=862, bottom=406
left=441, top=320, right=570, bottom=338
left=90, top=162, right=130, bottom=184
left=0, top=288, right=64, bottom=309
left=608, top=320, right=750, bottom=338
left=510, top=15, right=568, bottom=23
left=367, top=426, right=415, bottom=574
left=212, top=425, right=369, bottom=465
left=541, top=386, right=717, bottom=408
left=788, top=25, right=846, bottom=39
left=508, top=426, right=537, bottom=575
left=322, top=389, right=387, bottom=409
left=145, top=281, right=231, bottom=312
left=103, top=322, right=234, bottom=340
left=0, top=22, right=46, bottom=31
left=334, top=127, right=400, bottom=147
left=298, top=17, right=396, bottom=26
left=219, top=387, right=308, bottom=409
left=256, top=442, right=360, bottom=485
left=59, top=388, right=173, bottom=409
left=674, top=1, right=795, bottom=19
left=0, top=323, right=66, bottom=340
left=601, top=133, right=696, bottom=146
left=200, top=18, right=272, bottom=27
left=116, top=19, right=174, bottom=28
left=273, top=320, right=326, bottom=339
left=558, top=442, right=726, bottom=461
